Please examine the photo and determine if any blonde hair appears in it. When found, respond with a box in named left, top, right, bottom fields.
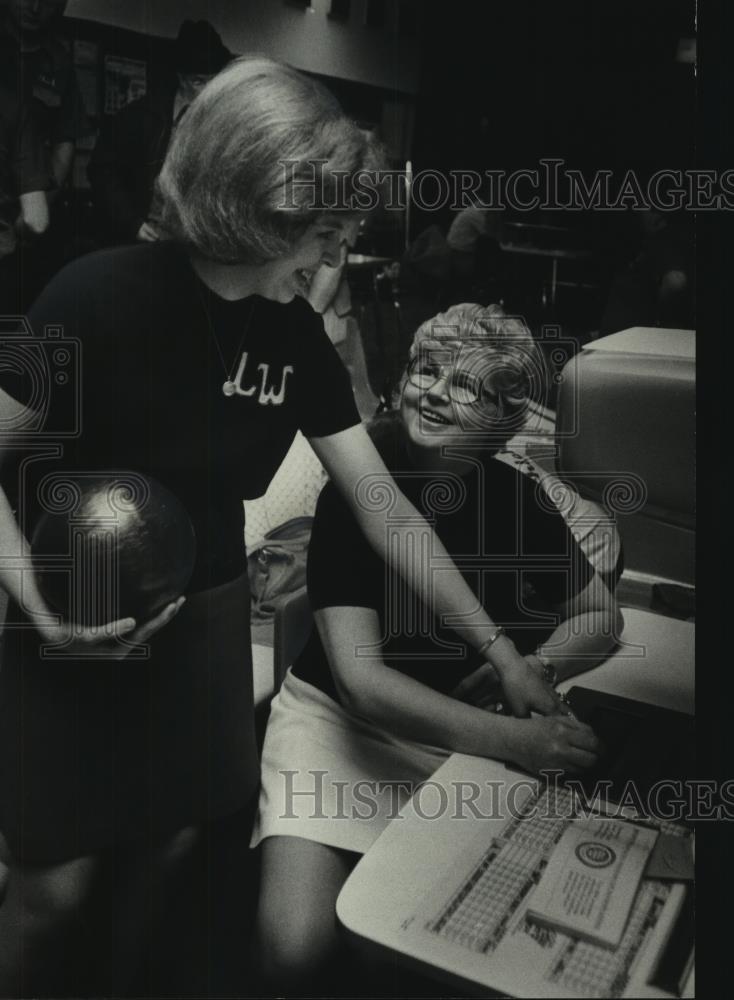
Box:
left=158, top=56, right=383, bottom=263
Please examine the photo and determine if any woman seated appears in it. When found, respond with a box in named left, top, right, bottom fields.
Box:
left=252, top=303, right=621, bottom=992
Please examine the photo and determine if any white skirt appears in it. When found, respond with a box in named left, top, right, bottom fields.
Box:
left=251, top=669, right=450, bottom=854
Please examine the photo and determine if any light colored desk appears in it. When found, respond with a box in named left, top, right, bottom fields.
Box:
left=337, top=608, right=694, bottom=998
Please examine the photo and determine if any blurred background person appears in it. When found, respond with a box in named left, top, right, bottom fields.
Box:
left=447, top=198, right=504, bottom=273
left=0, top=0, right=88, bottom=195
left=599, top=208, right=695, bottom=335
left=0, top=0, right=91, bottom=306
left=88, top=19, right=232, bottom=246
left=0, top=76, right=50, bottom=313
left=439, top=197, right=507, bottom=308
left=446, top=201, right=505, bottom=266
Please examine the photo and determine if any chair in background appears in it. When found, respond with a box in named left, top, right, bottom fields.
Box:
left=495, top=447, right=623, bottom=595
left=556, top=326, right=695, bottom=617
left=254, top=585, right=312, bottom=751
left=273, top=585, right=313, bottom=691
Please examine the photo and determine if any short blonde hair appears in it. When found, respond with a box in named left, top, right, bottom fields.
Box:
left=158, top=56, right=383, bottom=263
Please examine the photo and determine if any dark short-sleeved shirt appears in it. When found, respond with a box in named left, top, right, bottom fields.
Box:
left=1, top=241, right=360, bottom=590
left=293, top=420, right=593, bottom=702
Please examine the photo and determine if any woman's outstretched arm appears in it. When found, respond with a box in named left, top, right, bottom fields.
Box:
left=529, top=573, right=625, bottom=683
left=452, top=574, right=624, bottom=707
left=315, top=603, right=600, bottom=776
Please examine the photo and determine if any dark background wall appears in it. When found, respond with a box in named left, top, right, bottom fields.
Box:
left=411, top=0, right=695, bottom=174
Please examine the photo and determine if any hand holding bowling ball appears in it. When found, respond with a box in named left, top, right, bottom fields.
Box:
left=31, top=473, right=196, bottom=630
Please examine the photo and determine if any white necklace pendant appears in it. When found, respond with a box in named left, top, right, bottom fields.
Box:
left=222, top=380, right=237, bottom=397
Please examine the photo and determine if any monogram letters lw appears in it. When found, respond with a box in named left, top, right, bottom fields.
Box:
left=230, top=352, right=294, bottom=405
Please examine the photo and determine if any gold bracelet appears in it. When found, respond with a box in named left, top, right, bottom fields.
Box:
left=477, top=627, right=505, bottom=659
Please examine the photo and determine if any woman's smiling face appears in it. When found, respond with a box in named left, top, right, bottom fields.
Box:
left=399, top=344, right=508, bottom=456
left=252, top=218, right=347, bottom=303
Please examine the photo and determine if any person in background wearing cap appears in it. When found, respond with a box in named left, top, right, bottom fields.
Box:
left=0, top=0, right=91, bottom=306
left=88, top=19, right=232, bottom=246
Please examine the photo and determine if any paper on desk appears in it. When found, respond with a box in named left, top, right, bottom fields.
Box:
left=526, top=817, right=658, bottom=948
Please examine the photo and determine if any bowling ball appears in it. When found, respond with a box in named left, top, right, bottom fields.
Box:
left=31, top=473, right=196, bottom=627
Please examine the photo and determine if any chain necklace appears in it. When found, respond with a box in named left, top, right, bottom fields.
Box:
left=195, top=284, right=258, bottom=397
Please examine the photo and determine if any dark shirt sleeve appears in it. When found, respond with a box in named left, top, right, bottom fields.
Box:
left=87, top=98, right=161, bottom=241
left=307, top=481, right=383, bottom=612
left=0, top=271, right=67, bottom=406
left=519, top=473, right=594, bottom=605
left=1, top=257, right=95, bottom=436
left=292, top=481, right=383, bottom=701
left=294, top=307, right=360, bottom=439
left=0, top=259, right=93, bottom=513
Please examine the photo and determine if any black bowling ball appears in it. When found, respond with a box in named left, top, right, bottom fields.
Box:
left=31, top=473, right=196, bottom=626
